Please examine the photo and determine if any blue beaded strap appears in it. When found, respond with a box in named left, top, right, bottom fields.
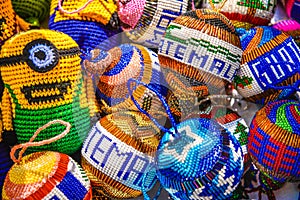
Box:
left=127, top=78, right=179, bottom=136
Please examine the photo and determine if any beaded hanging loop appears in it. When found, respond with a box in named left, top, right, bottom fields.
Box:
left=10, top=120, right=71, bottom=163
left=209, top=0, right=228, bottom=12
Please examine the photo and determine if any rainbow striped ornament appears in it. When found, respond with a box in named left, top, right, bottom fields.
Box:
left=248, top=100, right=300, bottom=183
left=156, top=118, right=243, bottom=200
left=2, top=151, right=92, bottom=200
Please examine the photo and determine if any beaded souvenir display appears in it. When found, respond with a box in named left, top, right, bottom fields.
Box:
left=0, top=142, right=13, bottom=197
left=81, top=110, right=161, bottom=199
left=202, top=0, right=277, bottom=29
left=2, top=120, right=92, bottom=200
left=0, top=29, right=91, bottom=155
left=234, top=26, right=300, bottom=104
left=248, top=100, right=300, bottom=183
left=282, top=0, right=300, bottom=23
left=11, top=0, right=51, bottom=26
left=49, top=0, right=120, bottom=56
left=126, top=0, right=189, bottom=48
left=158, top=8, right=243, bottom=120
left=84, top=43, right=167, bottom=116
left=0, top=0, right=30, bottom=48
left=156, top=117, right=244, bottom=200
left=118, top=0, right=146, bottom=30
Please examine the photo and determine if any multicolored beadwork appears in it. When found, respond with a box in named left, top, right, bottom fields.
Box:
left=126, top=0, right=189, bottom=48
left=11, top=0, right=51, bottom=26
left=0, top=0, right=30, bottom=48
left=0, top=142, right=13, bottom=197
left=87, top=43, right=167, bottom=116
left=282, top=0, right=300, bottom=23
left=2, top=151, right=92, bottom=199
left=158, top=9, right=243, bottom=120
left=273, top=18, right=300, bottom=46
left=202, top=0, right=277, bottom=29
left=0, top=29, right=91, bottom=155
left=81, top=111, right=161, bottom=199
left=156, top=118, right=244, bottom=200
left=49, top=0, right=120, bottom=55
left=235, top=26, right=300, bottom=104
left=248, top=100, right=300, bottom=182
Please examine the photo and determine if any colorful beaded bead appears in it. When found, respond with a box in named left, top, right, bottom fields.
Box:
left=0, top=29, right=91, bottom=155
left=0, top=0, right=30, bottom=48
left=158, top=9, right=243, bottom=119
left=126, top=0, right=189, bottom=48
left=248, top=100, right=300, bottom=182
left=156, top=118, right=244, bottom=200
left=11, top=0, right=51, bottom=26
left=202, top=0, right=277, bottom=29
left=2, top=151, right=92, bottom=200
left=81, top=111, right=161, bottom=199
left=235, top=26, right=300, bottom=104
left=0, top=142, right=13, bottom=197
left=282, top=0, right=300, bottom=23
left=49, top=0, right=120, bottom=55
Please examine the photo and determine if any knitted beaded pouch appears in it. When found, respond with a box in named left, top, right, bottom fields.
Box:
left=2, top=120, right=92, bottom=200
left=84, top=43, right=168, bottom=117
left=0, top=0, right=30, bottom=48
left=126, top=0, right=189, bottom=48
left=248, top=100, right=300, bottom=183
left=201, top=0, right=277, bottom=29
left=128, top=79, right=244, bottom=200
left=234, top=26, right=300, bottom=104
left=0, top=29, right=91, bottom=155
left=282, top=0, right=300, bottom=23
left=11, top=0, right=51, bottom=26
left=118, top=0, right=146, bottom=31
left=158, top=8, right=243, bottom=120
left=0, top=142, right=13, bottom=198
left=81, top=110, right=161, bottom=199
left=48, top=0, right=120, bottom=56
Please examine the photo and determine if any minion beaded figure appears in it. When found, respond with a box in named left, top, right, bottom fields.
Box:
left=158, top=5, right=243, bottom=120
left=248, top=100, right=300, bottom=197
left=81, top=110, right=161, bottom=199
left=0, top=29, right=91, bottom=155
left=49, top=0, right=120, bottom=56
left=234, top=26, right=300, bottom=104
left=11, top=0, right=51, bottom=26
left=202, top=0, right=277, bottom=29
left=0, top=0, right=30, bottom=48
left=2, top=120, right=92, bottom=200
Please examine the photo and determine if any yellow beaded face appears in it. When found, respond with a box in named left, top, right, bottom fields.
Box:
left=0, top=29, right=83, bottom=110
left=50, top=0, right=117, bottom=25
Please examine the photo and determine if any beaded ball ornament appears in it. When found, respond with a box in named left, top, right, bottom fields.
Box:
left=248, top=100, right=300, bottom=183
left=202, top=0, right=277, bottom=29
left=234, top=26, right=300, bottom=104
left=126, top=0, right=189, bottom=48
left=2, top=151, right=92, bottom=199
left=0, top=0, right=30, bottom=48
left=0, top=142, right=13, bottom=197
left=11, top=0, right=51, bottom=26
left=81, top=110, right=161, bottom=199
left=156, top=117, right=244, bottom=200
left=49, top=0, right=120, bottom=56
left=118, top=0, right=146, bottom=30
left=0, top=29, right=91, bottom=155
left=84, top=43, right=168, bottom=116
left=282, top=0, right=300, bottom=23
left=158, top=8, right=243, bottom=120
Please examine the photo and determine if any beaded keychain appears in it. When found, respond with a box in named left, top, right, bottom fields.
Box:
left=2, top=120, right=92, bottom=200
left=128, top=78, right=244, bottom=200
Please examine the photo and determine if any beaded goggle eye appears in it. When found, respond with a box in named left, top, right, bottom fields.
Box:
left=0, top=38, right=80, bottom=73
